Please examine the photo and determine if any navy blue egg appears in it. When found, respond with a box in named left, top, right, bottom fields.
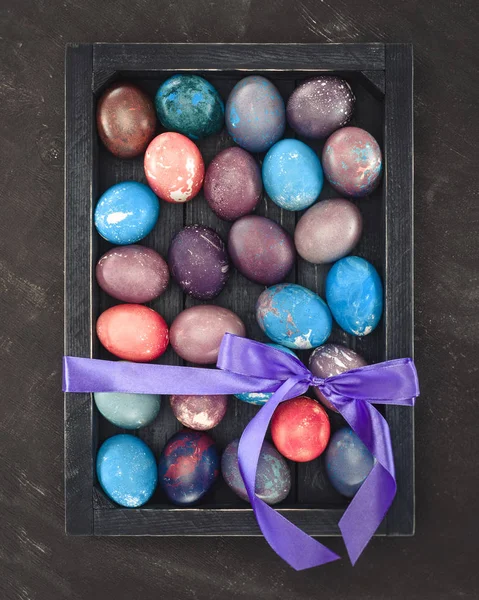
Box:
left=96, top=434, right=157, bottom=507
left=325, top=427, right=374, bottom=497
left=94, top=181, right=160, bottom=245
left=325, top=256, right=383, bottom=336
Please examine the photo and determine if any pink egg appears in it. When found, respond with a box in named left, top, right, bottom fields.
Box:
left=169, top=394, right=228, bottom=430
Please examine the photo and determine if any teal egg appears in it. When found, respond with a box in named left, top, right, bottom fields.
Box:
left=94, top=392, right=161, bottom=429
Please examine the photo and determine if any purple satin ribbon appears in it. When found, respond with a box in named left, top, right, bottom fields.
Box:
left=63, top=334, right=419, bottom=570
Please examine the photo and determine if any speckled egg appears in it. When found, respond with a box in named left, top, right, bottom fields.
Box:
left=325, top=427, right=375, bottom=497
left=221, top=439, right=291, bottom=505
left=225, top=75, right=285, bottom=152
left=94, top=182, right=160, bottom=245
left=228, top=215, right=295, bottom=285
left=168, top=225, right=229, bottom=300
left=169, top=394, right=228, bottom=430
left=322, top=127, right=382, bottom=197
left=94, top=391, right=161, bottom=429
left=158, top=430, right=219, bottom=506
left=294, top=199, right=363, bottom=264
left=326, top=256, right=383, bottom=336
left=287, top=76, right=355, bottom=139
left=144, top=132, right=204, bottom=203
left=96, top=245, right=169, bottom=303
left=256, top=284, right=332, bottom=349
left=96, top=434, right=157, bottom=507
left=96, top=304, right=169, bottom=362
left=170, top=305, right=245, bottom=364
left=262, top=139, right=323, bottom=211
left=204, top=147, right=262, bottom=221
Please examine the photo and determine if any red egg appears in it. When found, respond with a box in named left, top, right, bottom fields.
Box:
left=271, top=396, right=330, bottom=462
left=96, top=304, right=169, bottom=362
left=144, top=132, right=204, bottom=203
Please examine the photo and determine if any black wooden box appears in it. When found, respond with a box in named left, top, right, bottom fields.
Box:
left=64, top=43, right=413, bottom=537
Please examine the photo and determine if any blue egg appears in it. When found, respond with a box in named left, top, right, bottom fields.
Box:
left=94, top=181, right=160, bottom=245
left=96, top=434, right=157, bottom=507
left=94, top=392, right=161, bottom=429
left=262, top=139, right=323, bottom=211
left=256, top=284, right=332, bottom=349
left=235, top=343, right=297, bottom=405
left=325, top=427, right=375, bottom=497
left=325, top=256, right=383, bottom=336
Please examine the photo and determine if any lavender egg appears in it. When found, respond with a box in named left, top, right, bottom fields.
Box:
left=287, top=76, right=355, bottom=139
left=294, top=199, right=362, bottom=264
left=204, top=147, right=262, bottom=221
left=228, top=215, right=295, bottom=285
left=168, top=225, right=229, bottom=300
left=96, top=245, right=169, bottom=303
left=169, top=394, right=228, bottom=430
left=309, top=344, right=367, bottom=411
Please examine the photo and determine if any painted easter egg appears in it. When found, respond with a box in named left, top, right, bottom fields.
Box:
left=168, top=225, right=229, bottom=300
left=322, top=127, right=382, bottom=197
left=256, top=284, right=332, bottom=349
left=96, top=245, right=169, bottom=303
left=94, top=182, right=160, bottom=245
left=144, top=132, right=204, bottom=203
left=325, top=256, right=383, bottom=336
left=309, top=344, right=367, bottom=412
left=94, top=391, right=161, bottom=429
left=96, top=434, right=157, bottom=507
left=170, top=305, right=245, bottom=364
left=158, top=430, right=219, bottom=506
left=228, top=215, right=295, bottom=285
left=262, top=139, right=323, bottom=211
left=294, top=199, right=363, bottom=264
left=225, top=75, right=285, bottom=152
left=169, top=394, right=228, bottom=431
left=325, top=427, right=374, bottom=497
left=204, top=147, right=262, bottom=221
left=286, top=76, right=355, bottom=139
left=96, top=304, right=169, bottom=361
left=155, top=74, right=224, bottom=140
left=221, top=439, right=291, bottom=505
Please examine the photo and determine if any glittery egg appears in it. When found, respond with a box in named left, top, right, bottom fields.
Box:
left=96, top=304, right=169, bottom=362
left=96, top=434, right=157, bottom=507
left=170, top=305, right=245, bottom=364
left=325, top=427, right=374, bottom=497
left=158, top=430, right=219, bottom=506
left=204, top=147, right=262, bottom=221
left=155, top=74, right=224, bottom=140
left=294, top=199, right=363, bottom=264
left=94, top=391, right=161, bottom=429
left=256, top=284, right=332, bottom=349
left=169, top=394, right=228, bottom=430
left=326, top=256, right=383, bottom=336
left=262, top=139, right=323, bottom=211
left=168, top=225, right=229, bottom=300
left=228, top=215, right=295, bottom=285
left=94, top=182, right=160, bottom=245
left=271, top=396, right=330, bottom=462
left=286, top=76, right=355, bottom=139
left=221, top=439, right=291, bottom=505
left=322, top=127, right=382, bottom=197
left=144, top=132, right=204, bottom=203
left=225, top=75, right=285, bottom=152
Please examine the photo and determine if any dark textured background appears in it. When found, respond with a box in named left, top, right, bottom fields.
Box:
left=1, top=1, right=478, bottom=599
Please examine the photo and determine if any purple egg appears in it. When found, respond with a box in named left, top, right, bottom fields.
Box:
left=169, top=394, right=228, bottom=430
left=228, top=215, right=295, bottom=285
left=287, top=76, right=355, bottom=139
left=168, top=225, right=229, bottom=299
left=96, top=245, right=169, bottom=303
left=309, top=344, right=367, bottom=411
left=204, top=147, right=262, bottom=221
left=294, top=199, right=362, bottom=264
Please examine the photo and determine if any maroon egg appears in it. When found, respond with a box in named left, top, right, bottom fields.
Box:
left=170, top=305, right=245, bottom=364
left=228, top=215, right=295, bottom=285
left=169, top=394, right=228, bottom=430
left=97, top=82, right=156, bottom=158
left=96, top=245, right=169, bottom=303
left=204, top=147, right=262, bottom=221
left=168, top=225, right=230, bottom=300
left=294, top=199, right=362, bottom=264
